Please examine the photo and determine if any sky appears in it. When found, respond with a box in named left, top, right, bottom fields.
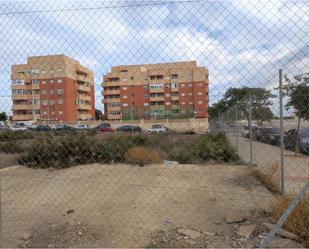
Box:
left=0, top=0, right=308, bottom=115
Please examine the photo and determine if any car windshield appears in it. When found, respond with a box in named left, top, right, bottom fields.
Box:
left=269, top=128, right=280, bottom=134
left=101, top=124, right=111, bottom=128
left=152, top=125, right=162, bottom=128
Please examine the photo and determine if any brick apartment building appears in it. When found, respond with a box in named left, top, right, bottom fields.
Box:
left=11, top=55, right=95, bottom=122
left=102, top=61, right=209, bottom=120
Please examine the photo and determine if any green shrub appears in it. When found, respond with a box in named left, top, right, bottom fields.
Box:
left=18, top=132, right=239, bottom=168
left=0, top=141, right=24, bottom=153
left=0, top=130, right=34, bottom=141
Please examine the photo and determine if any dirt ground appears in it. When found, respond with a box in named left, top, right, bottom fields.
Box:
left=1, top=163, right=275, bottom=248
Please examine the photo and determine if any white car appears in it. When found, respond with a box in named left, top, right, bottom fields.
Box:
left=10, top=123, right=27, bottom=131
left=147, top=124, right=168, bottom=133
left=77, top=124, right=89, bottom=130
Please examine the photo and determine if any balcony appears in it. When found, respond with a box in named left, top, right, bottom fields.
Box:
left=78, top=113, right=92, bottom=120
left=171, top=96, right=179, bottom=101
left=149, top=87, right=164, bottom=93
left=77, top=103, right=91, bottom=110
left=103, top=89, right=120, bottom=95
left=171, top=87, right=179, bottom=92
left=12, top=94, right=34, bottom=100
left=76, top=84, right=90, bottom=92
left=12, top=104, right=40, bottom=110
left=149, top=96, right=164, bottom=102
left=12, top=114, right=34, bottom=121
left=171, top=105, right=180, bottom=109
left=77, top=95, right=91, bottom=101
left=11, top=84, right=37, bottom=90
left=102, top=98, right=120, bottom=103
left=76, top=74, right=90, bottom=83
left=107, top=114, right=121, bottom=120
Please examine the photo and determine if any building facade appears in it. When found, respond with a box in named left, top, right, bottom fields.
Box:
left=102, top=61, right=209, bottom=120
left=11, top=55, right=95, bottom=122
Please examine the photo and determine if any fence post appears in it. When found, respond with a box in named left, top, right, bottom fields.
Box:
left=235, top=103, right=239, bottom=154
left=279, top=69, right=285, bottom=194
left=249, top=93, right=253, bottom=166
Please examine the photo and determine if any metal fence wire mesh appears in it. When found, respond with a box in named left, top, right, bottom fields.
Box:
left=0, top=0, right=308, bottom=248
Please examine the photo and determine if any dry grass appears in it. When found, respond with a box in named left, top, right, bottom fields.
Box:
left=124, top=146, right=162, bottom=166
left=271, top=193, right=309, bottom=247
left=250, top=161, right=280, bottom=193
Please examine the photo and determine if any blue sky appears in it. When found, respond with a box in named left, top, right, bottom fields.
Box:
left=0, top=0, right=308, bottom=115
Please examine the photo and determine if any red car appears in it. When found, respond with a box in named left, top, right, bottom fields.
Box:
left=95, top=123, right=114, bottom=133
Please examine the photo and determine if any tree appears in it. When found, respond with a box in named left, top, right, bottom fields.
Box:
left=208, top=100, right=228, bottom=119
left=211, top=87, right=273, bottom=125
left=95, top=109, right=103, bottom=120
left=0, top=112, right=8, bottom=122
left=282, top=73, right=309, bottom=153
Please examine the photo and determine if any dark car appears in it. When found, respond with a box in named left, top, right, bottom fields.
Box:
left=255, top=127, right=280, bottom=145
left=95, top=123, right=113, bottom=133
left=54, top=124, right=76, bottom=131
left=116, top=125, right=142, bottom=133
left=35, top=125, right=52, bottom=131
left=284, top=128, right=309, bottom=155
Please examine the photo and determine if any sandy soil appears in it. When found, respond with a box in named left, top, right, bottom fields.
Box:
left=1, top=163, right=273, bottom=247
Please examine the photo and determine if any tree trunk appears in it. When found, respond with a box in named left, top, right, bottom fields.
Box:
left=295, top=116, right=301, bottom=154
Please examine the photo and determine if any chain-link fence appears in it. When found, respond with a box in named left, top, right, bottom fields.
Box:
left=0, top=0, right=308, bottom=248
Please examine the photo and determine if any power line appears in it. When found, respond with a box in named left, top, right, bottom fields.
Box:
left=0, top=0, right=206, bottom=16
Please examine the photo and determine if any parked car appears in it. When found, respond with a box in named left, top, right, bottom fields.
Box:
left=54, top=124, right=76, bottom=131
left=241, top=125, right=258, bottom=138
left=10, top=123, right=27, bottom=131
left=116, top=125, right=142, bottom=133
left=284, top=128, right=309, bottom=155
left=95, top=123, right=113, bottom=133
left=0, top=123, right=9, bottom=130
left=35, top=125, right=52, bottom=131
left=76, top=124, right=89, bottom=130
left=255, top=127, right=280, bottom=145
left=146, top=124, right=168, bottom=133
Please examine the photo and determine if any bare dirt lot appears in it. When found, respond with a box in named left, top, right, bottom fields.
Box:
left=1, top=163, right=280, bottom=247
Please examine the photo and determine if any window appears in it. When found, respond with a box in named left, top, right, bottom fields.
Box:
left=150, top=84, right=164, bottom=90
left=58, top=89, right=63, bottom=95
left=171, top=74, right=178, bottom=79
left=198, top=92, right=203, bottom=95
left=42, top=100, right=48, bottom=105
left=58, top=99, right=63, bottom=104
left=166, top=102, right=171, bottom=105
left=50, top=80, right=54, bottom=83
left=120, top=69, right=128, bottom=73
left=198, top=83, right=203, bottom=87
left=34, top=90, right=39, bottom=95
left=181, top=93, right=185, bottom=96
left=198, top=101, right=203, bottom=104
left=50, top=89, right=54, bottom=94
left=166, top=93, right=170, bottom=97
left=50, top=100, right=55, bottom=105
left=32, top=79, right=39, bottom=84
left=165, top=84, right=170, bottom=88
left=144, top=103, right=149, bottom=106
left=123, top=95, right=128, bottom=99
left=122, top=87, right=128, bottom=90
left=58, top=79, right=62, bottom=83
left=181, top=102, right=185, bottom=105
left=171, top=83, right=178, bottom=89
left=150, top=75, right=163, bottom=80
left=50, top=70, right=54, bottom=73
left=41, top=70, right=46, bottom=74
left=42, top=81, right=46, bottom=85
left=143, top=94, right=149, bottom=98
left=57, top=69, right=62, bottom=72
left=130, top=76, right=134, bottom=80
left=123, top=103, right=128, bottom=107
left=51, top=111, right=55, bottom=115
left=59, top=110, right=63, bottom=115
left=42, top=90, right=47, bottom=95
left=171, top=92, right=178, bottom=97
left=181, top=83, right=185, bottom=88
left=43, top=111, right=47, bottom=115
left=188, top=83, right=193, bottom=87
left=189, top=101, right=193, bottom=105
left=143, top=85, right=149, bottom=90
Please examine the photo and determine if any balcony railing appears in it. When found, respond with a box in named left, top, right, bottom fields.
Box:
left=76, top=103, right=91, bottom=110
left=76, top=84, right=90, bottom=92
left=12, top=104, right=40, bottom=110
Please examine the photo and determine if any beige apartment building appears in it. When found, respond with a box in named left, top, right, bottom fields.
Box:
left=102, top=61, right=209, bottom=120
left=11, top=55, right=95, bottom=122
